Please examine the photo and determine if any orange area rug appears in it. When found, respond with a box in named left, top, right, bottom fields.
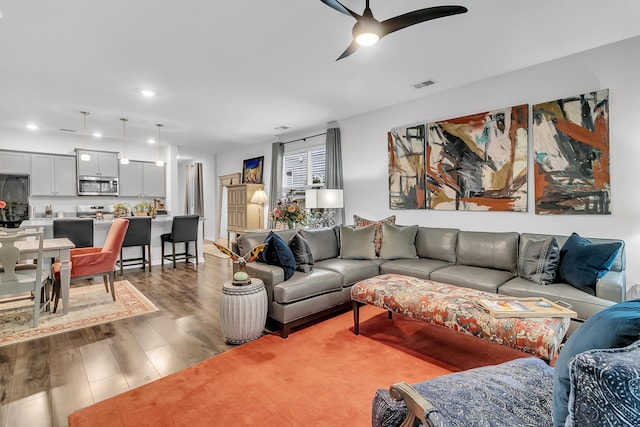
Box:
left=69, top=305, right=530, bottom=426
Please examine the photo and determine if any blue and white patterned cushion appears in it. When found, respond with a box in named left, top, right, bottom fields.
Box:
left=565, top=339, right=640, bottom=426
left=372, top=357, right=553, bottom=427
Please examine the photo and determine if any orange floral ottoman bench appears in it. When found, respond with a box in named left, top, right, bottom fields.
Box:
left=351, top=274, right=570, bottom=360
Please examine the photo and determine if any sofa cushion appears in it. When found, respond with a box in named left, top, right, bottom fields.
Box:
left=261, top=232, right=296, bottom=281
left=498, top=277, right=615, bottom=322
left=566, top=340, right=640, bottom=427
left=379, top=258, right=451, bottom=281
left=353, top=214, right=396, bottom=257
left=430, top=265, right=515, bottom=293
left=456, top=231, right=519, bottom=273
left=299, top=227, right=339, bottom=261
left=340, top=225, right=376, bottom=260
left=379, top=224, right=418, bottom=260
left=315, top=258, right=381, bottom=286
left=272, top=268, right=344, bottom=304
left=558, top=233, right=623, bottom=295
left=237, top=230, right=297, bottom=255
left=552, top=299, right=640, bottom=426
left=289, top=232, right=313, bottom=273
left=517, top=237, right=560, bottom=285
left=414, top=227, right=459, bottom=263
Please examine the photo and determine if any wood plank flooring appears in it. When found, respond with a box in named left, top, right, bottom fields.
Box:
left=0, top=254, right=237, bottom=427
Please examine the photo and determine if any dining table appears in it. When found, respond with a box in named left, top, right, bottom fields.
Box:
left=15, top=237, right=75, bottom=315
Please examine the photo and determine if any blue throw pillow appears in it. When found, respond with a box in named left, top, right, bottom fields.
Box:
left=552, top=299, right=640, bottom=426
left=558, top=233, right=622, bottom=294
left=261, top=231, right=296, bottom=281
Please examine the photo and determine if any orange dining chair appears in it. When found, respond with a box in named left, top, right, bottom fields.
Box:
left=52, top=218, right=129, bottom=313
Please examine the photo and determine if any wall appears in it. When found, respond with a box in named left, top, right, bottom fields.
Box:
left=339, top=35, right=640, bottom=286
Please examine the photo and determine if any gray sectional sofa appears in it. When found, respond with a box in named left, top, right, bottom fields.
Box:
left=237, top=226, right=626, bottom=338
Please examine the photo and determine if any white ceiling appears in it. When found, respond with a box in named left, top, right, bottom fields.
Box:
left=1, top=0, right=639, bottom=159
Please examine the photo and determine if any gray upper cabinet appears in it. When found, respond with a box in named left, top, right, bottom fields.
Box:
left=31, top=154, right=76, bottom=196
left=76, top=150, right=119, bottom=177
left=143, top=162, right=165, bottom=197
left=119, top=161, right=165, bottom=198
left=0, top=150, right=31, bottom=174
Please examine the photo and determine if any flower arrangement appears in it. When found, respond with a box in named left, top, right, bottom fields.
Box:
left=0, top=200, right=5, bottom=209
left=271, top=198, right=307, bottom=227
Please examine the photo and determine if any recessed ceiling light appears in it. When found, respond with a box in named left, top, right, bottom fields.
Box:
left=93, top=132, right=102, bottom=138
left=26, top=123, right=38, bottom=130
left=147, top=138, right=155, bottom=144
left=140, top=89, right=155, bottom=97
left=275, top=126, right=290, bottom=131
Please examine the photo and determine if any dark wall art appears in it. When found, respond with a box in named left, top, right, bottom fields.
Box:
left=532, top=89, right=610, bottom=214
left=242, top=156, right=264, bottom=184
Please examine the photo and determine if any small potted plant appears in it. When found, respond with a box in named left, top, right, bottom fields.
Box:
left=134, top=201, right=150, bottom=216
left=113, top=203, right=129, bottom=218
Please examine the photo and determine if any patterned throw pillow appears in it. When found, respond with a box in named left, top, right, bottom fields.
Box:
left=353, top=215, right=396, bottom=257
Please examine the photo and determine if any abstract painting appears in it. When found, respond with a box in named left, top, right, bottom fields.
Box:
left=242, top=156, right=264, bottom=184
left=532, top=89, right=610, bottom=214
left=425, top=104, right=529, bottom=211
left=388, top=124, right=426, bottom=209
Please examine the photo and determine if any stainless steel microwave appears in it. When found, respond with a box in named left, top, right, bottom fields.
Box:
left=77, top=176, right=118, bottom=196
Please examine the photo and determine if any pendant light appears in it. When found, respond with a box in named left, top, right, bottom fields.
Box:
left=80, top=111, right=91, bottom=161
left=120, top=117, right=129, bottom=165
left=155, top=123, right=164, bottom=166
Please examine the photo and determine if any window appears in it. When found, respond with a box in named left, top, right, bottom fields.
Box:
left=283, top=146, right=326, bottom=204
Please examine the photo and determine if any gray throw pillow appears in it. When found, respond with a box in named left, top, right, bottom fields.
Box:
left=518, top=237, right=560, bottom=285
left=289, top=233, right=313, bottom=273
left=379, top=223, right=418, bottom=260
left=299, top=227, right=339, bottom=261
left=340, top=225, right=376, bottom=260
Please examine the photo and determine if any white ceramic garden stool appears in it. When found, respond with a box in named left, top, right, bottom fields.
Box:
left=220, top=278, right=268, bottom=345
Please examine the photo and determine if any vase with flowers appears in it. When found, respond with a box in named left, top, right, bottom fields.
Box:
left=270, top=198, right=307, bottom=229
left=0, top=200, right=6, bottom=221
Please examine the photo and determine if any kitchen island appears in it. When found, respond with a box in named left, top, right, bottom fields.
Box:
left=21, top=216, right=205, bottom=268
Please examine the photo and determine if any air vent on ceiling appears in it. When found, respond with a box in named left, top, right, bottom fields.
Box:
left=413, top=79, right=436, bottom=89
left=59, top=128, right=76, bottom=132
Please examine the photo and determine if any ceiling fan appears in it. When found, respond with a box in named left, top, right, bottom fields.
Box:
left=321, top=0, right=468, bottom=60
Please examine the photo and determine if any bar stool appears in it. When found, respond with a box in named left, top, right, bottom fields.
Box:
left=53, top=218, right=94, bottom=248
left=161, top=215, right=199, bottom=268
left=117, top=216, right=152, bottom=275
left=51, top=218, right=94, bottom=310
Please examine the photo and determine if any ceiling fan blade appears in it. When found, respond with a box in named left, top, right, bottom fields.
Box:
left=380, top=5, right=468, bottom=37
left=336, top=40, right=360, bottom=61
left=320, top=0, right=360, bottom=19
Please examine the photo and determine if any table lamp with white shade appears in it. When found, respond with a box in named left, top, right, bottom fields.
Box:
left=305, top=189, right=344, bottom=227
left=250, top=189, right=269, bottom=228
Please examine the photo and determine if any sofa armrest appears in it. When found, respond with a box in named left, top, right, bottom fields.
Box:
left=246, top=262, right=285, bottom=288
left=389, top=382, right=435, bottom=427
left=595, top=271, right=626, bottom=302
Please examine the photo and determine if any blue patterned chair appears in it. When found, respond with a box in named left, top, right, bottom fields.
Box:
left=372, top=340, right=640, bottom=427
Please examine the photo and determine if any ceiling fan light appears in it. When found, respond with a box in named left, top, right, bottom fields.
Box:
left=353, top=17, right=382, bottom=47
left=355, top=32, right=379, bottom=46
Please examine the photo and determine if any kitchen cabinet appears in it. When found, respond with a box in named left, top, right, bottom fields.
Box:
left=31, top=154, right=77, bottom=196
left=119, top=161, right=165, bottom=198
left=227, top=184, right=264, bottom=234
left=76, top=149, right=119, bottom=177
left=0, top=150, right=31, bottom=174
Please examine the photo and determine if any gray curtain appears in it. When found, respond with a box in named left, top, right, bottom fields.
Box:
left=269, top=142, right=284, bottom=228
left=186, top=162, right=204, bottom=217
left=325, top=127, right=345, bottom=225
